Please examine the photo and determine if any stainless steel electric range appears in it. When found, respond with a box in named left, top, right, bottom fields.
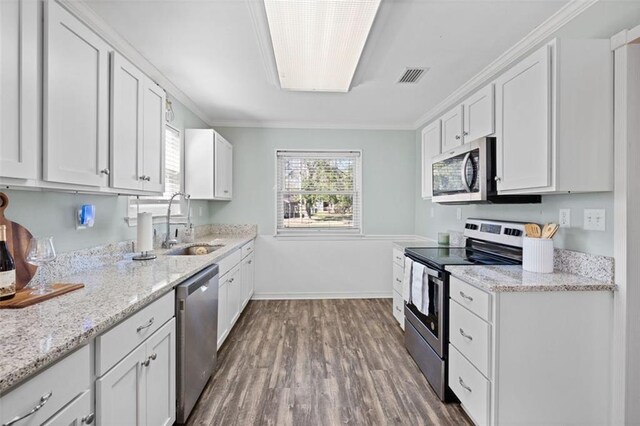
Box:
left=403, top=218, right=525, bottom=401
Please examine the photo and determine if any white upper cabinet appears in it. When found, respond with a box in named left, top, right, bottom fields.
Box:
left=495, top=39, right=612, bottom=194
left=421, top=120, right=441, bottom=199
left=0, top=0, right=38, bottom=180
left=214, top=134, right=233, bottom=199
left=111, top=52, right=165, bottom=193
left=44, top=1, right=110, bottom=187
left=463, top=84, right=495, bottom=142
left=185, top=129, right=233, bottom=200
left=495, top=45, right=551, bottom=192
left=441, top=105, right=464, bottom=152
left=141, top=78, right=166, bottom=193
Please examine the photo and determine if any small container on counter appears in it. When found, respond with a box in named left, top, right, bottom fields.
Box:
left=437, top=232, right=450, bottom=245
left=522, top=236, right=554, bottom=273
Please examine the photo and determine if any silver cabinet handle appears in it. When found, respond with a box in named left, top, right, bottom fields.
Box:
left=459, top=328, right=473, bottom=341
left=139, top=175, right=151, bottom=181
left=139, top=175, right=146, bottom=180
left=142, top=358, right=151, bottom=367
left=455, top=135, right=461, bottom=140
left=395, top=278, right=402, bottom=283
left=463, top=131, right=469, bottom=136
left=100, top=168, right=110, bottom=175
left=82, top=413, right=95, bottom=424
left=136, top=317, right=155, bottom=332
left=145, top=176, right=151, bottom=181
left=395, top=305, right=401, bottom=312
left=395, top=256, right=403, bottom=262
left=459, top=291, right=473, bottom=302
left=494, top=176, right=501, bottom=182
left=3, top=391, right=53, bottom=426
left=229, top=278, right=234, bottom=283
left=224, top=190, right=229, bottom=193
left=248, top=260, right=252, bottom=264
left=150, top=353, right=157, bottom=361
left=459, top=377, right=472, bottom=392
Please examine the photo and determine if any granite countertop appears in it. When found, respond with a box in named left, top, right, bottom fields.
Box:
left=392, top=239, right=435, bottom=250
left=447, top=264, right=617, bottom=293
left=0, top=230, right=256, bottom=394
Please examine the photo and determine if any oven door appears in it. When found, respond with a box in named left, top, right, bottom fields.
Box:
left=431, top=139, right=488, bottom=203
left=405, top=263, right=446, bottom=357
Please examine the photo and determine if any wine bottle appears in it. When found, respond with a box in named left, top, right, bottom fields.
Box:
left=0, top=225, right=16, bottom=300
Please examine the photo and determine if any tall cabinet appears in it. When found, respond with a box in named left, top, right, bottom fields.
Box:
left=185, top=129, right=233, bottom=200
left=0, top=0, right=38, bottom=180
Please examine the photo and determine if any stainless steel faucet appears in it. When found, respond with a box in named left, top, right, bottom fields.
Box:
left=163, top=192, right=191, bottom=248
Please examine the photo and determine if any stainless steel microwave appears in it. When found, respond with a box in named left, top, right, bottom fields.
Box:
left=431, top=137, right=540, bottom=204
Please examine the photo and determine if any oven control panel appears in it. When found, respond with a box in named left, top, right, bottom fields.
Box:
left=463, top=219, right=526, bottom=247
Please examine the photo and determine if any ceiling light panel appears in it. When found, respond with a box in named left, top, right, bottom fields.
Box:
left=264, top=0, right=381, bottom=93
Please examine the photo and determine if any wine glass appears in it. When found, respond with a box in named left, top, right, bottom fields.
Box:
left=26, top=237, right=56, bottom=295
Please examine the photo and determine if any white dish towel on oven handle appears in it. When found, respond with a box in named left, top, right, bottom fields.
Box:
left=411, top=263, right=427, bottom=315
left=402, top=257, right=412, bottom=302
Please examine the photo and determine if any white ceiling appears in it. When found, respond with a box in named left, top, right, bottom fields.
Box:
left=83, top=0, right=634, bottom=129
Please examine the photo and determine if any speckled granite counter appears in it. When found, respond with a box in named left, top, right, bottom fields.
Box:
left=0, top=229, right=256, bottom=394
left=447, top=265, right=616, bottom=293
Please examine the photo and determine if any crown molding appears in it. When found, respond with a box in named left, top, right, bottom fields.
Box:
left=412, top=0, right=599, bottom=130
left=210, top=119, right=415, bottom=131
left=58, top=0, right=216, bottom=127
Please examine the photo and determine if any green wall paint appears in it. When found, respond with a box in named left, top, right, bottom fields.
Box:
left=412, top=131, right=615, bottom=256
left=3, top=95, right=211, bottom=253
left=209, top=127, right=417, bottom=235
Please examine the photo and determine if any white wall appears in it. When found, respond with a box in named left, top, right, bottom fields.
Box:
left=210, top=127, right=417, bottom=298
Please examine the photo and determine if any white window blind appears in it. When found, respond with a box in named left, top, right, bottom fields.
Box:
left=276, top=150, right=362, bottom=234
left=128, top=125, right=183, bottom=218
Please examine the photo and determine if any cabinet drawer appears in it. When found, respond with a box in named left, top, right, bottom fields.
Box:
left=450, top=300, right=491, bottom=378
left=449, top=345, right=490, bottom=426
left=96, top=290, right=174, bottom=376
left=450, top=276, right=491, bottom=322
left=42, top=390, right=91, bottom=426
left=218, top=249, right=242, bottom=278
left=392, top=263, right=403, bottom=294
left=241, top=240, right=254, bottom=259
left=0, top=345, right=90, bottom=426
left=392, top=291, right=404, bottom=329
left=392, top=248, right=404, bottom=267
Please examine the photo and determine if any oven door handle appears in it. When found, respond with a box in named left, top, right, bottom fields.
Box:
left=423, top=267, right=443, bottom=285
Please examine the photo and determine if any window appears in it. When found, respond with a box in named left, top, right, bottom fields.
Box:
left=128, top=125, right=184, bottom=220
left=276, top=150, right=362, bottom=235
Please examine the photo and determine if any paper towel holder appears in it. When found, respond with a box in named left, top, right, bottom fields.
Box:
left=133, top=251, right=157, bottom=261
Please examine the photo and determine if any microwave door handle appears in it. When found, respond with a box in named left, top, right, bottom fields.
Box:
left=461, top=152, right=472, bottom=192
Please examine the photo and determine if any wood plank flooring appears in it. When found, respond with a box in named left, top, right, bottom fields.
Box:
left=186, top=299, right=472, bottom=426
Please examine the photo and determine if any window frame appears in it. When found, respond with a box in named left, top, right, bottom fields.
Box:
left=274, top=149, right=363, bottom=237
left=126, top=124, right=188, bottom=225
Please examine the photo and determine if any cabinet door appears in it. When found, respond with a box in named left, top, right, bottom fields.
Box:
left=217, top=279, right=229, bottom=349
left=440, top=105, right=464, bottom=152
left=185, top=129, right=215, bottom=199
left=241, top=253, right=255, bottom=308
left=464, top=84, right=495, bottom=142
left=44, top=1, right=110, bottom=187
left=142, top=78, right=166, bottom=193
left=214, top=134, right=233, bottom=199
left=421, top=120, right=441, bottom=199
left=42, top=391, right=92, bottom=426
left=96, top=343, right=146, bottom=426
left=110, top=52, right=144, bottom=191
left=495, top=45, right=551, bottom=192
left=227, top=267, right=241, bottom=327
left=0, top=0, right=38, bottom=179
left=145, top=319, right=176, bottom=426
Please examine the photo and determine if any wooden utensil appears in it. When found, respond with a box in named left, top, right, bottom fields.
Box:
left=0, top=283, right=84, bottom=309
left=524, top=223, right=541, bottom=238
left=0, top=192, right=37, bottom=290
left=543, top=223, right=560, bottom=239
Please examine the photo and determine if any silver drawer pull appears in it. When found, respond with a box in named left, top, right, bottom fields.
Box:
left=82, top=412, right=95, bottom=424
left=142, top=358, right=151, bottom=367
left=150, top=352, right=157, bottom=361
left=136, top=317, right=155, bottom=332
left=395, top=306, right=401, bottom=312
left=459, top=328, right=473, bottom=341
left=459, top=377, right=472, bottom=392
left=395, top=278, right=402, bottom=283
left=248, top=260, right=252, bottom=264
left=395, top=256, right=402, bottom=262
left=3, top=391, right=53, bottom=426
left=459, top=291, right=473, bottom=302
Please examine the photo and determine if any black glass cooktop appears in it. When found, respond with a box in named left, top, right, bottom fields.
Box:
left=405, top=246, right=521, bottom=268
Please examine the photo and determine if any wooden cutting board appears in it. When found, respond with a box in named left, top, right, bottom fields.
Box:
left=0, top=192, right=38, bottom=290
left=0, top=283, right=84, bottom=309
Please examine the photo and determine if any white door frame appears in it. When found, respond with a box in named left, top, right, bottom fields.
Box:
left=611, top=27, right=640, bottom=425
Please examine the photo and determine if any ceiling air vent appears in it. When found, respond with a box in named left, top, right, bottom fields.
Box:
left=397, top=67, right=427, bottom=84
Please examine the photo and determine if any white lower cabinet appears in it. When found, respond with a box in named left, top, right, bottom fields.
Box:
left=227, top=266, right=242, bottom=329
left=241, top=252, right=255, bottom=309
left=42, top=391, right=92, bottom=426
left=217, top=277, right=229, bottom=349
left=448, top=276, right=613, bottom=425
left=391, top=247, right=405, bottom=328
left=96, top=318, right=176, bottom=426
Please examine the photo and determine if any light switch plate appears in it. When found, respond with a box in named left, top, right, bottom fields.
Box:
left=559, top=209, right=571, bottom=228
left=584, top=209, right=606, bottom=231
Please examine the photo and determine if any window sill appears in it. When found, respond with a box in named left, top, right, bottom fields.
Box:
left=273, top=232, right=364, bottom=241
left=125, top=215, right=189, bottom=227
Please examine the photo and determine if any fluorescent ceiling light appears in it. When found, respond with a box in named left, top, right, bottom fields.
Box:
left=263, top=0, right=381, bottom=93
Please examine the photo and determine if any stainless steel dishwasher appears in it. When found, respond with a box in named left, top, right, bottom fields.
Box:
left=175, top=264, right=219, bottom=424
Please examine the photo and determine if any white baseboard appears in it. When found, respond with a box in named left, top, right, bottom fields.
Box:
left=252, top=291, right=393, bottom=300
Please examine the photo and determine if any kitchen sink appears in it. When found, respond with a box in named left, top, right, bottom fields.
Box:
left=166, top=244, right=224, bottom=256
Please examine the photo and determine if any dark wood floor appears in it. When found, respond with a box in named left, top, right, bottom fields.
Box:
left=186, top=299, right=471, bottom=426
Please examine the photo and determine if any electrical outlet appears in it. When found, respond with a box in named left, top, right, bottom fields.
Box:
left=559, top=209, right=571, bottom=228
left=456, top=208, right=462, bottom=221
left=584, top=209, right=606, bottom=231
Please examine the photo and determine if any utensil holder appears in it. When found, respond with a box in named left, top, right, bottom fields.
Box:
left=522, top=237, right=554, bottom=273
